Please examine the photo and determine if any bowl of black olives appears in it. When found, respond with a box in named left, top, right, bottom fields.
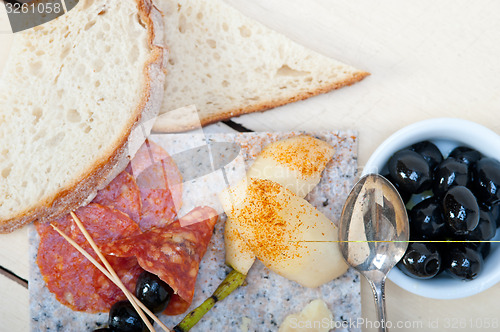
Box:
left=363, top=118, right=500, bottom=299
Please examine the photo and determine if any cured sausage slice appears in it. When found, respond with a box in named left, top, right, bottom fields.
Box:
left=125, top=139, right=169, bottom=177
left=101, top=206, right=218, bottom=314
left=125, top=139, right=183, bottom=231
left=92, top=171, right=142, bottom=222
left=93, top=255, right=144, bottom=309
left=163, top=294, right=191, bottom=316
left=36, top=203, right=143, bottom=313
left=136, top=158, right=183, bottom=230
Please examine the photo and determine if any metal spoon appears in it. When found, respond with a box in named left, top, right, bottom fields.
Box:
left=339, top=174, right=409, bottom=332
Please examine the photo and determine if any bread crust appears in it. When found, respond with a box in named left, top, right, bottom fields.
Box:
left=157, top=71, right=369, bottom=132
left=0, top=0, right=166, bottom=233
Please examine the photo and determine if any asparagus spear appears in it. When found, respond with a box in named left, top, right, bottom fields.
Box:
left=173, top=269, right=246, bottom=332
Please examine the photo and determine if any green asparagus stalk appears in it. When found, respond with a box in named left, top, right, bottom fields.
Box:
left=173, top=269, right=247, bottom=332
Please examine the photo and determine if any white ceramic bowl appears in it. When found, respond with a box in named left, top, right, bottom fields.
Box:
left=363, top=118, right=500, bottom=299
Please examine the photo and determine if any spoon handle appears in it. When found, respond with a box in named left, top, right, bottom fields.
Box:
left=368, top=277, right=388, bottom=332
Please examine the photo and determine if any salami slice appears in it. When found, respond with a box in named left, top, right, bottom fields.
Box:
left=163, top=294, right=191, bottom=316
left=136, top=158, right=183, bottom=230
left=125, top=139, right=169, bottom=177
left=93, top=255, right=143, bottom=309
left=125, top=139, right=183, bottom=230
left=92, top=171, right=142, bottom=222
left=36, top=203, right=143, bottom=313
left=101, top=206, right=218, bottom=314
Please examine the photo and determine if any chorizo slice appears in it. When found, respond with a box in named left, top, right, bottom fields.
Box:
left=92, top=171, right=142, bottom=222
left=101, top=206, right=218, bottom=314
left=36, top=203, right=142, bottom=313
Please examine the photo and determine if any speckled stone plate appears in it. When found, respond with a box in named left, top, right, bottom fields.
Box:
left=29, top=131, right=361, bottom=332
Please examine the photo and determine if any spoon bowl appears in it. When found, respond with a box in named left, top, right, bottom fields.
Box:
left=339, top=174, right=409, bottom=331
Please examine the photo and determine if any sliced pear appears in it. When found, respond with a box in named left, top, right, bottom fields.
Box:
left=224, top=135, right=335, bottom=274
left=221, top=178, right=348, bottom=288
left=224, top=215, right=255, bottom=275
left=247, top=135, right=335, bottom=198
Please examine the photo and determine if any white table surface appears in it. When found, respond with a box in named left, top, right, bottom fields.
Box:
left=1, top=0, right=500, bottom=331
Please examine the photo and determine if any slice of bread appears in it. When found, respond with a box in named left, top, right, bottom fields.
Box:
left=152, top=0, right=369, bottom=132
left=0, top=0, right=166, bottom=233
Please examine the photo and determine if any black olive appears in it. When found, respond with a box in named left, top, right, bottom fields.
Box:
left=449, top=146, right=482, bottom=166
left=488, top=202, right=500, bottom=228
left=410, top=140, right=443, bottom=171
left=445, top=246, right=483, bottom=280
left=442, top=186, right=479, bottom=234
left=388, top=149, right=432, bottom=194
left=382, top=172, right=412, bottom=203
left=397, top=242, right=441, bottom=279
left=466, top=206, right=497, bottom=241
left=478, top=241, right=491, bottom=259
left=408, top=197, right=447, bottom=240
left=433, top=158, right=469, bottom=197
left=473, top=157, right=500, bottom=204
left=135, top=271, right=174, bottom=314
left=383, top=142, right=497, bottom=281
left=108, top=300, right=147, bottom=332
left=476, top=201, right=500, bottom=228
left=465, top=241, right=492, bottom=260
